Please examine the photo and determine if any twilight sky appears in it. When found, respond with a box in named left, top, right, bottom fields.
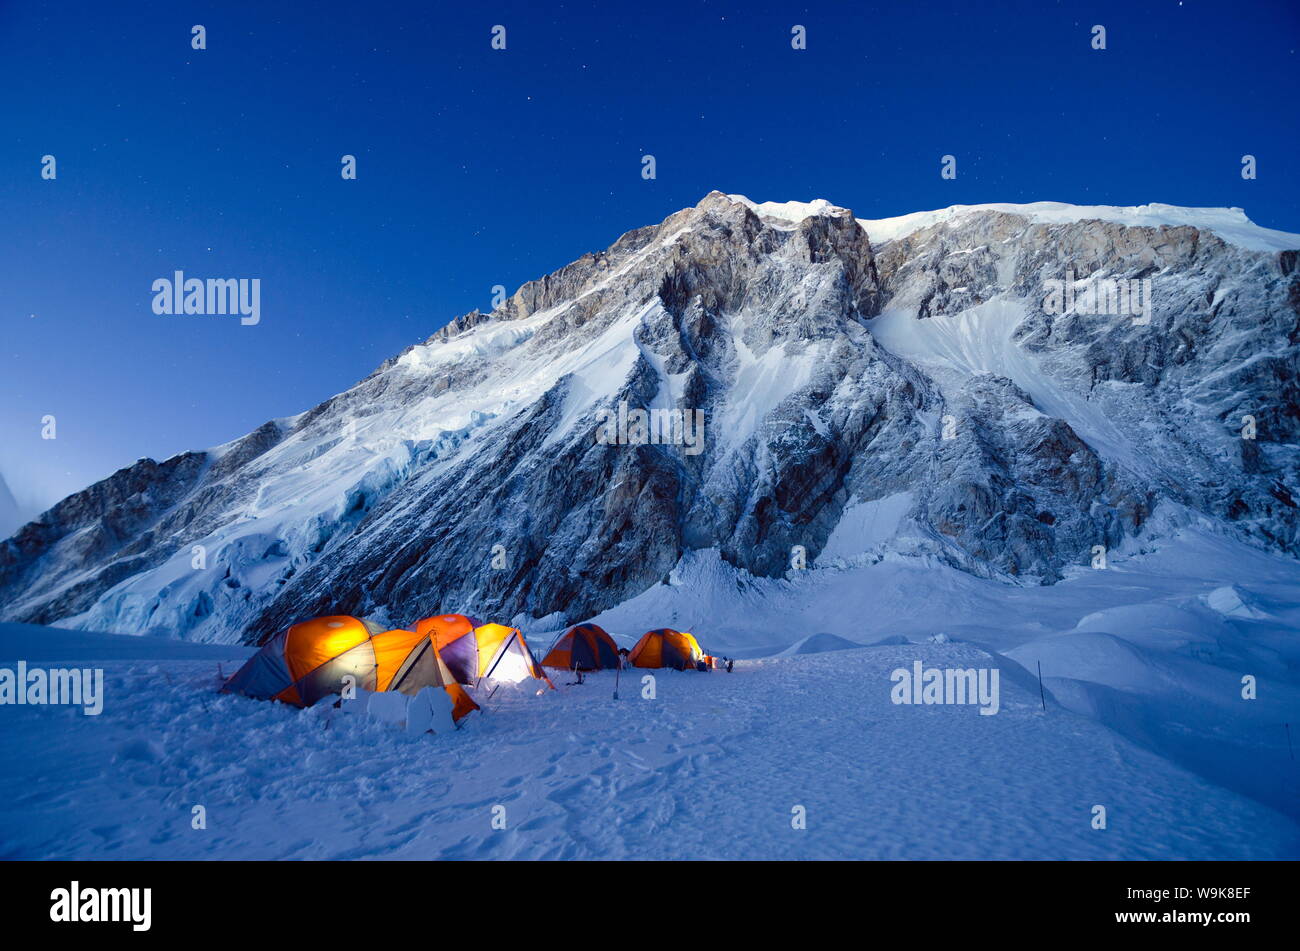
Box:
left=2, top=0, right=1297, bottom=521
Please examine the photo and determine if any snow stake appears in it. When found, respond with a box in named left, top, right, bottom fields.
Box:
left=1037, top=661, right=1046, bottom=711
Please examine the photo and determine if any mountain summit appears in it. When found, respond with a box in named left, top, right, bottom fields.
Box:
left=3, top=193, right=1298, bottom=642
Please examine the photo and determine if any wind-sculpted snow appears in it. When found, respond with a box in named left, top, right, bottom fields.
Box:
left=1, top=192, right=1296, bottom=643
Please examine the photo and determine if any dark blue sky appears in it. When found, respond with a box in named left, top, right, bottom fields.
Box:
left=2, top=0, right=1297, bottom=513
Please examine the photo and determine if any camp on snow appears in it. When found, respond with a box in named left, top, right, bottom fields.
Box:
left=222, top=614, right=712, bottom=720
left=220, top=614, right=479, bottom=721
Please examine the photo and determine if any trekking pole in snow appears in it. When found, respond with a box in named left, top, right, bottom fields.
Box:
left=1037, top=661, right=1046, bottom=711
left=613, top=659, right=621, bottom=700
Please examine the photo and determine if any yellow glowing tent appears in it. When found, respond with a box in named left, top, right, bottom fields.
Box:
left=414, top=616, right=555, bottom=692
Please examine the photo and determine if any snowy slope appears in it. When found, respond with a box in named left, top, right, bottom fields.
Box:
left=581, top=511, right=1300, bottom=822
left=4, top=530, right=1298, bottom=861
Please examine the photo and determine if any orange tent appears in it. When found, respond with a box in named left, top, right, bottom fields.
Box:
left=542, top=623, right=621, bottom=671
left=221, top=614, right=478, bottom=722
left=414, top=615, right=554, bottom=692
left=411, top=613, right=479, bottom=677
left=628, top=628, right=706, bottom=670
left=371, top=626, right=479, bottom=722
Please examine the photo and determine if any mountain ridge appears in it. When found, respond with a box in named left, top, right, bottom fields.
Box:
left=3, top=192, right=1297, bottom=643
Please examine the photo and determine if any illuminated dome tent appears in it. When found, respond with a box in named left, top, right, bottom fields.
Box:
left=628, top=628, right=706, bottom=670
left=221, top=614, right=478, bottom=721
left=542, top=623, right=621, bottom=671
left=414, top=615, right=554, bottom=692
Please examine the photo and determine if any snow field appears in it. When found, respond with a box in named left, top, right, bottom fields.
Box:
left=2, top=618, right=1296, bottom=859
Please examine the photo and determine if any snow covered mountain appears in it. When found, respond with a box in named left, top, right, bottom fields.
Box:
left=2, top=192, right=1297, bottom=644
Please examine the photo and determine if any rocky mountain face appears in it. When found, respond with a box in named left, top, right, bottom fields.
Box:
left=2, top=192, right=1297, bottom=643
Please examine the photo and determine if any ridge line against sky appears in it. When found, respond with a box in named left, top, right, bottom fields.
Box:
left=2, top=0, right=1297, bottom=517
